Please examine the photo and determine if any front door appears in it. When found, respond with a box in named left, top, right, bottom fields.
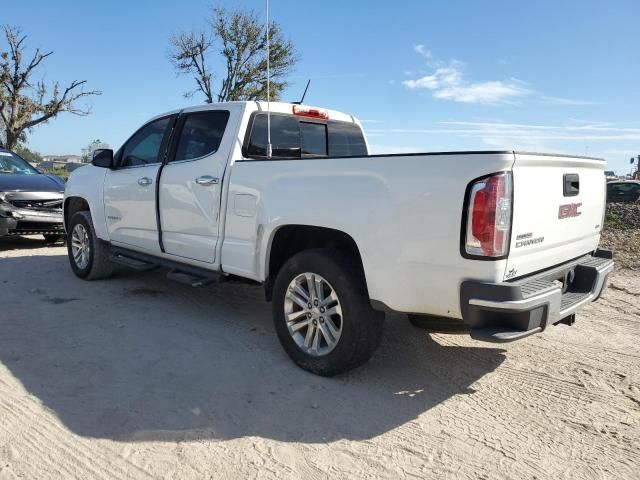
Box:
left=104, top=116, right=173, bottom=253
left=159, top=109, right=232, bottom=263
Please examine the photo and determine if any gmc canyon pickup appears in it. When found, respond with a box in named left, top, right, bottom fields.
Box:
left=64, top=101, right=614, bottom=375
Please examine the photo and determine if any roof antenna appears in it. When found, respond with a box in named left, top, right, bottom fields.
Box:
left=265, top=0, right=272, bottom=159
left=292, top=79, right=311, bottom=105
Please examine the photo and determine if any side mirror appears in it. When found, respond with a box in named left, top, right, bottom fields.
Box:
left=92, top=149, right=114, bottom=169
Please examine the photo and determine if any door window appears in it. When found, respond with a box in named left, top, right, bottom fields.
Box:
left=120, top=117, right=171, bottom=168
left=172, top=111, right=230, bottom=162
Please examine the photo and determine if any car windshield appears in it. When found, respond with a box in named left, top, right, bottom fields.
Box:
left=0, top=151, right=39, bottom=175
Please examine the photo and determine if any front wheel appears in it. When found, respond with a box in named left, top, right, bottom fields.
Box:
left=272, top=249, right=384, bottom=376
left=67, top=211, right=113, bottom=280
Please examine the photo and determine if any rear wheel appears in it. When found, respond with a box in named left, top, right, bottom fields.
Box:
left=67, top=211, right=113, bottom=280
left=272, top=249, right=384, bottom=376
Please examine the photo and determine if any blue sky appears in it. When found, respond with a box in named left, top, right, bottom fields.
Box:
left=3, top=0, right=639, bottom=174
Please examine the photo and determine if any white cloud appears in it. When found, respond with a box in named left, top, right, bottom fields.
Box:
left=402, top=47, right=594, bottom=107
left=441, top=121, right=640, bottom=138
left=366, top=121, right=640, bottom=142
left=402, top=57, right=529, bottom=105
left=540, top=96, right=597, bottom=106
left=403, top=66, right=461, bottom=90
left=433, top=80, right=529, bottom=105
left=413, top=44, right=432, bottom=59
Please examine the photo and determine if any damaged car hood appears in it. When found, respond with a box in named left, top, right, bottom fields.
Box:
left=0, top=173, right=64, bottom=193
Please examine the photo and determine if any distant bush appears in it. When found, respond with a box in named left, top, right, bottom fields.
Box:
left=601, top=203, right=640, bottom=269
left=42, top=168, right=70, bottom=181
left=604, top=211, right=621, bottom=229
left=605, top=203, right=640, bottom=231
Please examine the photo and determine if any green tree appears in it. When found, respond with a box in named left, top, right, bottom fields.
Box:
left=13, top=144, right=42, bottom=163
left=0, top=25, right=100, bottom=149
left=169, top=6, right=297, bottom=103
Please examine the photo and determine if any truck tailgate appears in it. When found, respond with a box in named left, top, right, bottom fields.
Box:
left=505, top=152, right=606, bottom=280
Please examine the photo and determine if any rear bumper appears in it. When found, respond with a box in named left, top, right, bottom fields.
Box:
left=460, top=249, right=614, bottom=342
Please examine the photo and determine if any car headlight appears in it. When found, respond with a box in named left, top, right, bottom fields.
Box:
left=0, top=193, right=9, bottom=217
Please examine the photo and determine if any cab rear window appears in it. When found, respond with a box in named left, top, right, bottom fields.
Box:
left=244, top=113, right=367, bottom=159
left=327, top=122, right=367, bottom=157
left=300, top=122, right=327, bottom=156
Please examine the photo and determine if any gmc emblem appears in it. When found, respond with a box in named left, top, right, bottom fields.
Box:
left=558, top=202, right=582, bottom=219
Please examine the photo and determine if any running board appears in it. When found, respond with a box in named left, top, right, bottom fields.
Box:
left=109, top=246, right=225, bottom=287
left=110, top=253, right=158, bottom=271
left=167, top=269, right=223, bottom=287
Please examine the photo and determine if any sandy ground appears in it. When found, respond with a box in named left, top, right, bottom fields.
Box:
left=0, top=236, right=639, bottom=480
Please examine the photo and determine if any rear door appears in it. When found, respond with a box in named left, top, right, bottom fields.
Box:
left=505, top=153, right=606, bottom=279
left=158, top=108, right=232, bottom=263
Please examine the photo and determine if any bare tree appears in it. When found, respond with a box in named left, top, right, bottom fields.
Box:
left=0, top=25, right=100, bottom=150
left=169, top=6, right=297, bottom=103
left=169, top=31, right=215, bottom=103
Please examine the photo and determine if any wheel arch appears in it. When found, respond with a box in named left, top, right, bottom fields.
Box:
left=63, top=195, right=111, bottom=241
left=63, top=196, right=91, bottom=229
left=264, top=224, right=368, bottom=301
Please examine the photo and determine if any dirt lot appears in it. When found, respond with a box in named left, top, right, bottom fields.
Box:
left=0, top=236, right=639, bottom=479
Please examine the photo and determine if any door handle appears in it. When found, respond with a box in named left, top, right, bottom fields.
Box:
left=195, top=175, right=219, bottom=186
left=137, top=177, right=153, bottom=186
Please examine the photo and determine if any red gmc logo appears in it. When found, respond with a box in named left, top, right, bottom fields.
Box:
left=558, top=202, right=582, bottom=219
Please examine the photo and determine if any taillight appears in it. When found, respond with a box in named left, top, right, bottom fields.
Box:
left=465, top=172, right=512, bottom=258
left=292, top=105, right=329, bottom=120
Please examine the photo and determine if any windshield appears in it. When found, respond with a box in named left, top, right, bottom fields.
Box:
left=0, top=151, right=39, bottom=175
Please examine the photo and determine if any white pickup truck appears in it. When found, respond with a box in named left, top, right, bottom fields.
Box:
left=64, top=101, right=614, bottom=375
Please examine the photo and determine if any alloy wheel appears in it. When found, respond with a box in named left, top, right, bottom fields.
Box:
left=283, top=272, right=343, bottom=356
left=71, top=223, right=90, bottom=270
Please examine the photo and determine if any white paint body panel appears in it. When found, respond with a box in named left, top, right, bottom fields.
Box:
left=158, top=105, right=243, bottom=263
left=506, top=153, right=605, bottom=280
left=222, top=152, right=516, bottom=318
left=63, top=165, right=109, bottom=239
left=103, top=164, right=161, bottom=253
left=64, top=101, right=608, bottom=321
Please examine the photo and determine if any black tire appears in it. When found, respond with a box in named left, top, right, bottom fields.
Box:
left=408, top=314, right=470, bottom=333
left=43, top=234, right=65, bottom=244
left=67, top=211, right=113, bottom=280
left=272, top=249, right=384, bottom=376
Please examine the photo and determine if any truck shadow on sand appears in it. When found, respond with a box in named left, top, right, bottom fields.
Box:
left=0, top=254, right=506, bottom=443
left=0, top=235, right=61, bottom=251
